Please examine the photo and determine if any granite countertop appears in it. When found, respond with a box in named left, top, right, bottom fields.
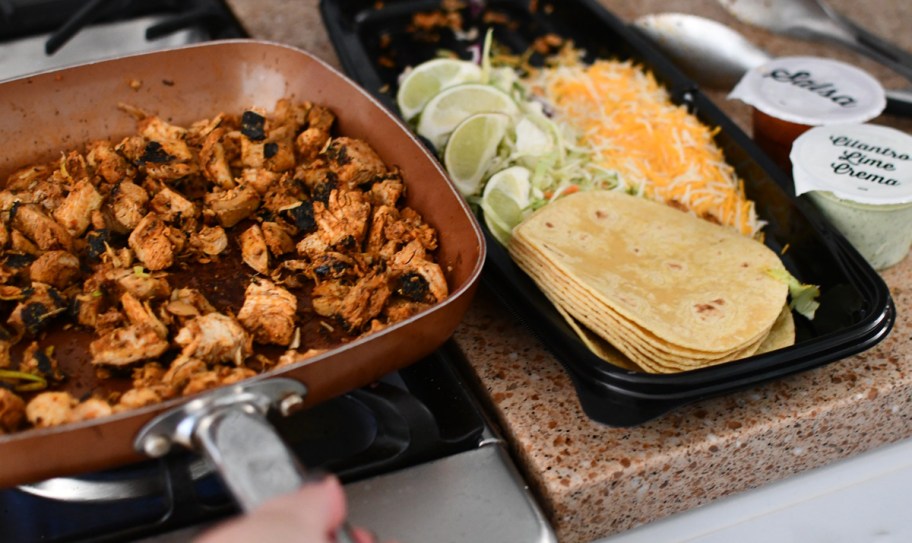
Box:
left=228, top=1, right=912, bottom=542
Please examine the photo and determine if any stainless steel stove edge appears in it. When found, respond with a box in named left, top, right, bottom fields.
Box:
left=345, top=440, right=557, bottom=543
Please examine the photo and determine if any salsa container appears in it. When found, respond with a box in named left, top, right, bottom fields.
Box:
left=319, top=0, right=894, bottom=426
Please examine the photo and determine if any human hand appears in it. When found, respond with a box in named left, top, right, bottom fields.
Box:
left=196, top=475, right=382, bottom=543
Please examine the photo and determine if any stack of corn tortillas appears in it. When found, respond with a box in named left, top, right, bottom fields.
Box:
left=508, top=190, right=795, bottom=373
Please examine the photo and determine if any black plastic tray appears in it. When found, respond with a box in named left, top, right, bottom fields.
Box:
left=319, top=0, right=895, bottom=426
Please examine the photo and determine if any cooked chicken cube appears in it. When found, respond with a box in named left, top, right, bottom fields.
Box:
left=296, top=128, right=331, bottom=162
left=237, top=279, right=298, bottom=346
left=12, top=203, right=73, bottom=251
left=389, top=240, right=448, bottom=303
left=0, top=388, right=25, bottom=433
left=112, top=181, right=150, bottom=230
left=69, top=398, right=114, bottom=422
left=312, top=272, right=391, bottom=331
left=116, top=269, right=172, bottom=301
left=199, top=128, right=236, bottom=189
left=324, top=137, right=387, bottom=189
left=53, top=179, right=104, bottom=236
left=150, top=186, right=197, bottom=223
left=25, top=391, right=76, bottom=428
left=174, top=313, right=252, bottom=366
left=120, top=292, right=168, bottom=339
left=20, top=341, right=65, bottom=383
left=239, top=223, right=269, bottom=275
left=72, top=292, right=105, bottom=328
left=310, top=188, right=371, bottom=249
left=86, top=140, right=131, bottom=184
left=239, top=167, right=279, bottom=195
left=89, top=323, right=170, bottom=366
left=190, top=224, right=228, bottom=256
left=204, top=185, right=260, bottom=228
left=29, top=250, right=81, bottom=289
left=116, top=387, right=165, bottom=410
left=368, top=176, right=405, bottom=208
left=138, top=115, right=194, bottom=162
left=128, top=213, right=174, bottom=271
left=182, top=365, right=257, bottom=396
left=261, top=221, right=296, bottom=256
left=6, top=282, right=67, bottom=338
left=0, top=339, right=11, bottom=369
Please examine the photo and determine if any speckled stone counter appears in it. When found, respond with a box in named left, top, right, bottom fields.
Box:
left=229, top=1, right=912, bottom=541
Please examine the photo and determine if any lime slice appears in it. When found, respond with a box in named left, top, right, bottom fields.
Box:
left=480, top=165, right=532, bottom=245
left=444, top=112, right=511, bottom=197
left=416, top=83, right=519, bottom=151
left=396, top=59, right=482, bottom=121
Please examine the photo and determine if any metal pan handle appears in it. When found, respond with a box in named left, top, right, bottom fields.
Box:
left=134, top=378, right=357, bottom=542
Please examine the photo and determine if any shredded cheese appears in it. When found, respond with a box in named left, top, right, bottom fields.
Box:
left=524, top=60, right=763, bottom=237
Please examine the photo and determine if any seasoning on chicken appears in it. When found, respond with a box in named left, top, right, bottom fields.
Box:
left=0, top=98, right=449, bottom=434
left=204, top=184, right=260, bottom=228
left=128, top=212, right=175, bottom=271
left=173, top=313, right=252, bottom=366
left=239, top=223, right=270, bottom=275
left=237, top=278, right=297, bottom=346
left=29, top=250, right=81, bottom=290
left=53, top=179, right=104, bottom=236
left=89, top=323, right=170, bottom=366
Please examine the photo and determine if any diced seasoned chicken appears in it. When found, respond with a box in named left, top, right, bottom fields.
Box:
left=86, top=140, right=131, bottom=184
left=25, top=391, right=76, bottom=428
left=190, top=224, right=228, bottom=256
left=20, top=341, right=65, bottom=383
left=307, top=104, right=335, bottom=132
left=120, top=292, right=168, bottom=339
left=112, top=181, right=150, bottom=230
left=138, top=115, right=194, bottom=162
left=72, top=292, right=104, bottom=328
left=162, top=357, right=207, bottom=388
left=5, top=164, right=52, bottom=192
left=389, top=240, right=448, bottom=303
left=199, top=128, right=236, bottom=189
left=69, top=398, right=113, bottom=422
left=174, top=313, right=252, bottom=366
left=53, top=179, right=104, bottom=236
left=90, top=323, right=170, bottom=366
left=6, top=282, right=67, bottom=338
left=310, top=188, right=371, bottom=249
left=12, top=203, right=73, bottom=251
left=144, top=161, right=198, bottom=182
left=237, top=278, right=297, bottom=346
left=239, top=224, right=269, bottom=275
left=29, top=250, right=81, bottom=289
left=262, top=174, right=307, bottom=213
left=312, top=271, right=391, bottom=331
left=0, top=388, right=25, bottom=433
left=324, top=137, right=387, bottom=189
left=383, top=298, right=430, bottom=323
left=116, top=269, right=172, bottom=301
left=128, top=213, right=174, bottom=271
left=239, top=167, right=279, bottom=195
left=368, top=176, right=405, bottom=208
left=9, top=230, right=40, bottom=256
left=204, top=185, right=260, bottom=228
left=150, top=186, right=196, bottom=223
left=296, top=128, right=331, bottom=162
left=384, top=206, right=439, bottom=251
left=166, top=288, right=217, bottom=321
left=261, top=221, right=296, bottom=256
left=115, top=388, right=164, bottom=410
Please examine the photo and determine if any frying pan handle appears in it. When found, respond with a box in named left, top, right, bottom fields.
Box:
left=134, top=378, right=357, bottom=542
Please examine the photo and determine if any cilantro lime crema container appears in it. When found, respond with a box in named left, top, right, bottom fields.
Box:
left=730, top=56, right=886, bottom=172
left=790, top=123, right=912, bottom=270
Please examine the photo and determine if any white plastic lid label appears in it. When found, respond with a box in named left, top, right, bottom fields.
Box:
left=729, top=56, right=886, bottom=126
left=791, top=124, right=912, bottom=205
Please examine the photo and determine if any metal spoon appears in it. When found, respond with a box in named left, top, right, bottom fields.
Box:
left=717, top=0, right=912, bottom=83
left=631, top=12, right=912, bottom=116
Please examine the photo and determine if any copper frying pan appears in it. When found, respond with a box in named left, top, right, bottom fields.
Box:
left=0, top=40, right=485, bottom=489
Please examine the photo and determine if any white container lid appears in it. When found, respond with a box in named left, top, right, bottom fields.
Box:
left=790, top=123, right=912, bottom=205
left=729, top=56, right=886, bottom=126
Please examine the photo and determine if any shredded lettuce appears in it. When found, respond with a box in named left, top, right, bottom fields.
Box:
left=767, top=268, right=820, bottom=321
